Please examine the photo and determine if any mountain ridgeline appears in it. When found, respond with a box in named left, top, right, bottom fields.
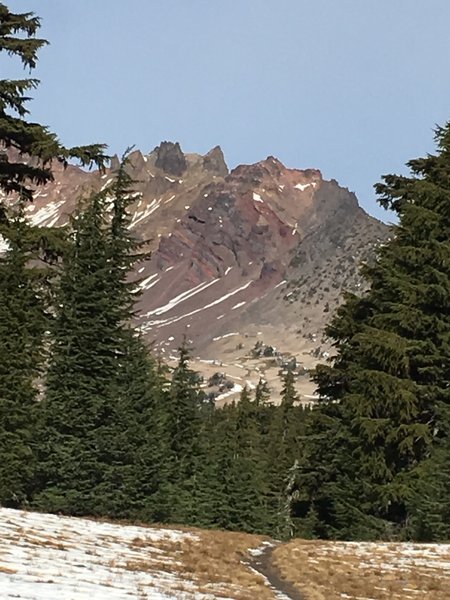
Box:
left=9, top=141, right=388, bottom=369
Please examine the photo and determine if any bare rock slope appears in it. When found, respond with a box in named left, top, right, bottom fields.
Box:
left=13, top=143, right=389, bottom=397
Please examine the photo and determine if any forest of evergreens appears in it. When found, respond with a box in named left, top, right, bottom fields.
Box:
left=0, top=4, right=448, bottom=542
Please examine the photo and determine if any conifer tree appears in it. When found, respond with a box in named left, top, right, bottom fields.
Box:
left=0, top=209, right=47, bottom=506
left=34, top=160, right=162, bottom=517
left=0, top=2, right=106, bottom=508
left=0, top=3, right=107, bottom=215
left=297, top=124, right=450, bottom=540
left=34, top=188, right=120, bottom=513
left=209, top=388, right=270, bottom=533
left=255, top=378, right=271, bottom=406
left=266, top=369, right=304, bottom=537
left=254, top=377, right=274, bottom=439
left=195, top=401, right=241, bottom=530
left=157, top=341, right=206, bottom=524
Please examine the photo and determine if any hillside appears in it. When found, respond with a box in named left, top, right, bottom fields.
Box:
left=0, top=508, right=274, bottom=600
left=1, top=508, right=449, bottom=600
left=1, top=142, right=389, bottom=399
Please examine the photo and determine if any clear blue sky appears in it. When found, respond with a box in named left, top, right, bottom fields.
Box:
left=5, top=1, right=450, bottom=221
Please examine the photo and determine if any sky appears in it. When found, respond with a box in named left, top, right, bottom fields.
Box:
left=5, top=1, right=450, bottom=221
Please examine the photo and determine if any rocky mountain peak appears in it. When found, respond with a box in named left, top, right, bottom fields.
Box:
left=154, top=141, right=187, bottom=176
left=2, top=144, right=389, bottom=401
left=203, top=145, right=228, bottom=177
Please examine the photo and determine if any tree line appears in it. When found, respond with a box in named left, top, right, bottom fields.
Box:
left=0, top=3, right=449, bottom=542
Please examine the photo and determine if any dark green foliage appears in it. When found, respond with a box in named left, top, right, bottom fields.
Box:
left=0, top=210, right=47, bottom=506
left=255, top=377, right=271, bottom=406
left=202, top=389, right=270, bottom=533
left=155, top=341, right=207, bottom=524
left=225, top=387, right=270, bottom=533
left=266, top=370, right=306, bottom=538
left=0, top=2, right=107, bottom=212
left=297, top=124, right=450, bottom=541
left=0, top=2, right=106, bottom=508
left=34, top=159, right=162, bottom=517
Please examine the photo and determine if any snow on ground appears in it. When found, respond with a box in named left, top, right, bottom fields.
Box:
left=332, top=540, right=450, bottom=574
left=215, top=383, right=243, bottom=402
left=294, top=182, right=317, bottom=192
left=212, top=332, right=240, bottom=341
left=231, top=301, right=246, bottom=310
left=100, top=177, right=114, bottom=191
left=129, top=198, right=162, bottom=228
left=144, top=279, right=220, bottom=318
left=273, top=280, right=286, bottom=289
left=0, top=508, right=224, bottom=599
left=29, top=200, right=66, bottom=227
left=142, top=280, right=253, bottom=331
left=0, top=234, right=10, bottom=254
left=137, top=273, right=160, bottom=291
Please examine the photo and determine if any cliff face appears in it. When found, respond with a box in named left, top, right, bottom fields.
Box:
left=4, top=142, right=389, bottom=396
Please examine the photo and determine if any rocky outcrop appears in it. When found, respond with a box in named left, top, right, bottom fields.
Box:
left=4, top=142, right=389, bottom=390
left=203, top=146, right=229, bottom=177
left=154, top=141, right=187, bottom=176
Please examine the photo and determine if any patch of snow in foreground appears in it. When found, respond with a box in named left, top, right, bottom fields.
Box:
left=0, top=508, right=212, bottom=600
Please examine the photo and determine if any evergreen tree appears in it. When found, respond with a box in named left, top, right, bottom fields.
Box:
left=209, top=388, right=270, bottom=533
left=0, top=2, right=107, bottom=214
left=254, top=377, right=274, bottom=438
left=297, top=124, right=450, bottom=540
left=0, top=209, right=47, bottom=506
left=255, top=378, right=271, bottom=406
left=0, top=3, right=106, bottom=508
left=34, top=160, right=162, bottom=518
left=157, top=341, right=206, bottom=524
left=266, top=369, right=304, bottom=538
left=87, top=158, right=166, bottom=519
left=34, top=188, right=120, bottom=513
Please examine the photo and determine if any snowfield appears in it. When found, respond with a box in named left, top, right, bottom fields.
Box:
left=0, top=508, right=229, bottom=599
left=3, top=508, right=448, bottom=600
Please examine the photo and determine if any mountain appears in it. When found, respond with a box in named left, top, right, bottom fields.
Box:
left=3, top=142, right=389, bottom=399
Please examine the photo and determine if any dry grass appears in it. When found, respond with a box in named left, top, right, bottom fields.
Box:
left=272, top=538, right=450, bottom=600
left=1, top=508, right=283, bottom=599
left=22, top=534, right=68, bottom=552
left=125, top=526, right=277, bottom=600
left=0, top=564, right=17, bottom=574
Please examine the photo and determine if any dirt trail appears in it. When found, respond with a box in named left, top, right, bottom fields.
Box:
left=249, top=542, right=304, bottom=600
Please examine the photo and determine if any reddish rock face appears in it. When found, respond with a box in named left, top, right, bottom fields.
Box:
left=2, top=143, right=388, bottom=368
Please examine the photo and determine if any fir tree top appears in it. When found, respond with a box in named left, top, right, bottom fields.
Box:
left=0, top=2, right=108, bottom=208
